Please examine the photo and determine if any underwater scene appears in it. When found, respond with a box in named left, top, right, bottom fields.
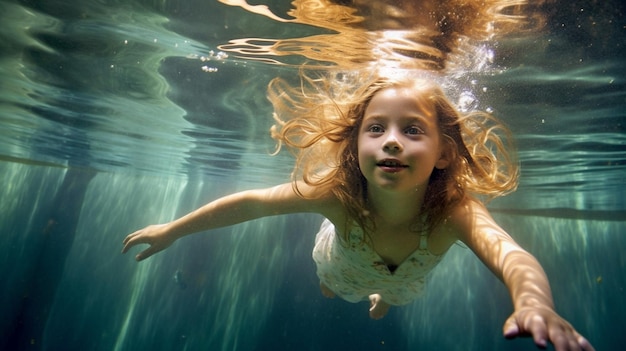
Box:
left=1, top=0, right=625, bottom=350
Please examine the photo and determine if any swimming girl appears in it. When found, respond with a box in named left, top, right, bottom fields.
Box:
left=122, top=74, right=594, bottom=351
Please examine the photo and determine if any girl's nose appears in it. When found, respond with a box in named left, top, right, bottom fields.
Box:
left=383, top=134, right=403, bottom=152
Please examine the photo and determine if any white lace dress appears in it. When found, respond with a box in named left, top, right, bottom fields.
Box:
left=312, top=218, right=445, bottom=305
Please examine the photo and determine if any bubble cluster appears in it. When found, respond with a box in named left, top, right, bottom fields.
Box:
left=457, top=91, right=478, bottom=113
left=186, top=50, right=229, bottom=73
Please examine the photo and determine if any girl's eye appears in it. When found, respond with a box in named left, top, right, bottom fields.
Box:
left=405, top=126, right=424, bottom=135
left=367, top=125, right=384, bottom=133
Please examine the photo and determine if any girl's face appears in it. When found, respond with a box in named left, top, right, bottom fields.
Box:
left=357, top=87, right=450, bottom=195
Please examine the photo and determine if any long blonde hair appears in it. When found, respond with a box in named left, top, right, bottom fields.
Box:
left=269, top=72, right=519, bottom=239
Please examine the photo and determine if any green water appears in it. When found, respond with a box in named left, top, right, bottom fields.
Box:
left=1, top=0, right=624, bottom=350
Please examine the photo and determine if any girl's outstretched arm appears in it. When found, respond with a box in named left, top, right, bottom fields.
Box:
left=450, top=198, right=594, bottom=351
left=121, top=182, right=333, bottom=261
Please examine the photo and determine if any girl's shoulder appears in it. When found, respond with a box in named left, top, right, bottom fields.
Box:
left=439, top=196, right=503, bottom=243
left=427, top=197, right=493, bottom=253
left=285, top=181, right=350, bottom=221
left=447, top=196, right=491, bottom=223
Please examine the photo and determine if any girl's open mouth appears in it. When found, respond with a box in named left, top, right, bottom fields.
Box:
left=376, top=159, right=408, bottom=172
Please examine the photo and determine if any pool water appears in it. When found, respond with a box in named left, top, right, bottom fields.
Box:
left=1, top=0, right=624, bottom=350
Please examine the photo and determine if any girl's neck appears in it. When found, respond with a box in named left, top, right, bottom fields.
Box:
left=367, top=186, right=426, bottom=227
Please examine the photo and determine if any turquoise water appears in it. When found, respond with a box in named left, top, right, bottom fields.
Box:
left=1, top=0, right=624, bottom=350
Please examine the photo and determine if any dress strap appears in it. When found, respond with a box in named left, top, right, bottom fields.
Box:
left=419, top=234, right=428, bottom=250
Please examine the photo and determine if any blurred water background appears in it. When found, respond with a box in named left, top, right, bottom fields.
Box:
left=0, top=0, right=624, bottom=350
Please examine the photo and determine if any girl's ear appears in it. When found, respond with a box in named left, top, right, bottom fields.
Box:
left=435, top=144, right=452, bottom=170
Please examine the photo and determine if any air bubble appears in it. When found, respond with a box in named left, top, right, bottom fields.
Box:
left=202, top=66, right=218, bottom=73
left=457, top=91, right=478, bottom=112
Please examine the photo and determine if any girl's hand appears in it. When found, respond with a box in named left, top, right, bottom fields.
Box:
left=503, top=306, right=594, bottom=351
left=121, top=224, right=176, bottom=261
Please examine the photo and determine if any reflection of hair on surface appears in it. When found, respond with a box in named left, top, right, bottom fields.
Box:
left=218, top=0, right=548, bottom=71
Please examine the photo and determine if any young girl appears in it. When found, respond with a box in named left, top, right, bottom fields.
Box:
left=122, top=74, right=594, bottom=351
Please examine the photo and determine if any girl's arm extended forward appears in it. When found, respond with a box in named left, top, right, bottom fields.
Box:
left=450, top=198, right=594, bottom=351
left=122, top=182, right=334, bottom=261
